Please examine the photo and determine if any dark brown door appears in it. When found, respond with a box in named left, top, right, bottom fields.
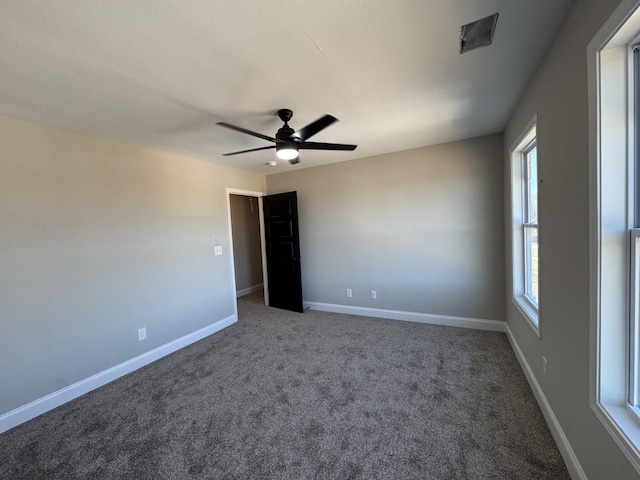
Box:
left=263, top=192, right=303, bottom=313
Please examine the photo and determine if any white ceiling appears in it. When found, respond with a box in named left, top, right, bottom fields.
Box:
left=0, top=0, right=571, bottom=174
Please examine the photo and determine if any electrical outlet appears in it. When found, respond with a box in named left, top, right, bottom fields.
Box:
left=138, top=327, right=147, bottom=341
left=542, top=356, right=548, bottom=379
left=346, top=289, right=353, bottom=298
left=214, top=245, right=223, bottom=256
left=371, top=290, right=377, bottom=300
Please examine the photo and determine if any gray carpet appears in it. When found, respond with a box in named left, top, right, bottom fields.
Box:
left=0, top=292, right=569, bottom=479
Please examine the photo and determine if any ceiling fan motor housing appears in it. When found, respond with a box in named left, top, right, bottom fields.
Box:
left=276, top=126, right=296, bottom=141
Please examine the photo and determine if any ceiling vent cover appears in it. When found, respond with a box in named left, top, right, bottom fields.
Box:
left=460, top=13, right=499, bottom=54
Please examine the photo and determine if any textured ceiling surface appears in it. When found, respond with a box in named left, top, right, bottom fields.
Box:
left=0, top=1, right=571, bottom=173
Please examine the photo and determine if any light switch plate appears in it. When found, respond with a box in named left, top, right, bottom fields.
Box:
left=214, top=245, right=223, bottom=256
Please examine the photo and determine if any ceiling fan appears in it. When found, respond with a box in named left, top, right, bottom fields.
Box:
left=216, top=109, right=357, bottom=164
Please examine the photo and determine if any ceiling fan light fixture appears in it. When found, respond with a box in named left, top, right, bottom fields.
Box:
left=276, top=143, right=299, bottom=161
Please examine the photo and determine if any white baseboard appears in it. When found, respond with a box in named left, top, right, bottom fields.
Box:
left=236, top=283, right=264, bottom=298
left=505, top=324, right=587, bottom=480
left=304, top=301, right=506, bottom=332
left=0, top=314, right=237, bottom=434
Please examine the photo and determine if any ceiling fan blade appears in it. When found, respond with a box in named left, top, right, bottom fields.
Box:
left=222, top=145, right=276, bottom=156
left=298, top=141, right=357, bottom=151
left=217, top=122, right=281, bottom=144
left=291, top=115, right=337, bottom=141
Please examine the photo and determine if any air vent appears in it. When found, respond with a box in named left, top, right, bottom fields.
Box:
left=460, top=13, right=499, bottom=54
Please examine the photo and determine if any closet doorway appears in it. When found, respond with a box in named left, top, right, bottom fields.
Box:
left=228, top=191, right=267, bottom=303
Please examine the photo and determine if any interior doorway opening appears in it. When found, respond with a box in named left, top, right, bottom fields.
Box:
left=226, top=189, right=268, bottom=314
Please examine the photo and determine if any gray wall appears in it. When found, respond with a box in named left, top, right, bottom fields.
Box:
left=0, top=114, right=265, bottom=415
left=503, top=0, right=637, bottom=478
left=267, top=134, right=505, bottom=321
left=230, top=195, right=263, bottom=293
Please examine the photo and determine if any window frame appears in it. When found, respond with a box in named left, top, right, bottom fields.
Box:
left=510, top=116, right=540, bottom=335
left=588, top=0, right=640, bottom=472
left=632, top=46, right=640, bottom=412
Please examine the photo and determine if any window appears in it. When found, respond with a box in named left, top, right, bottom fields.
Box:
left=523, top=143, right=539, bottom=306
left=589, top=0, right=640, bottom=471
left=510, top=116, right=539, bottom=333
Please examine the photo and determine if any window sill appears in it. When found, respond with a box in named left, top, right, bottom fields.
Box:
left=593, top=402, right=640, bottom=472
left=513, top=295, right=540, bottom=337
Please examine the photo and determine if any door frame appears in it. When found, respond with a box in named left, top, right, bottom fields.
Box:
left=226, top=188, right=269, bottom=320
